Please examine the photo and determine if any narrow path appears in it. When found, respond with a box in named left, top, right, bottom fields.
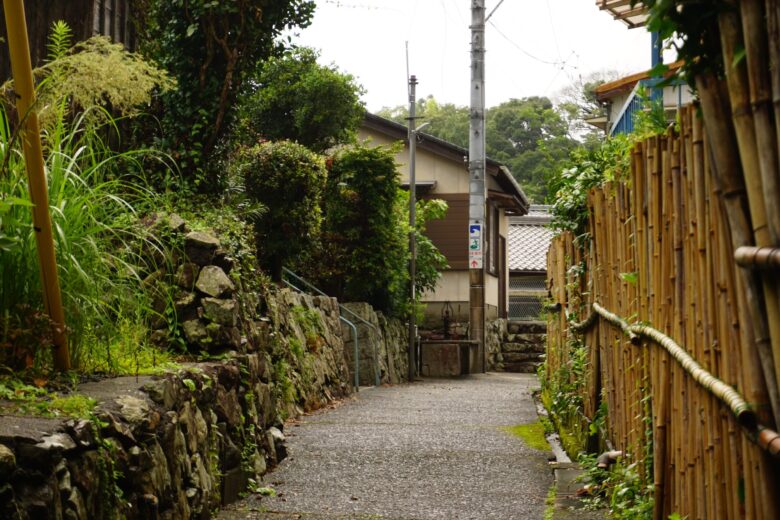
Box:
left=220, top=373, right=552, bottom=520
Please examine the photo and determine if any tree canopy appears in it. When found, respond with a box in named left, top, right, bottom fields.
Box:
left=137, top=0, right=316, bottom=189
left=235, top=47, right=366, bottom=153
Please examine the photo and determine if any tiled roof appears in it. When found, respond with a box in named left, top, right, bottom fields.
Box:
left=508, top=223, right=554, bottom=272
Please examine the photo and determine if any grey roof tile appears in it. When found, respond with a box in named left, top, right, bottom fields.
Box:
left=508, top=224, right=554, bottom=272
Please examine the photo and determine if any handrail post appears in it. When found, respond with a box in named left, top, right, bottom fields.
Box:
left=339, top=316, right=359, bottom=391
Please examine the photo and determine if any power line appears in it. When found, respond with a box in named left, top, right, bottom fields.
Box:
left=487, top=19, right=563, bottom=67
left=485, top=0, right=507, bottom=22
left=545, top=0, right=562, bottom=61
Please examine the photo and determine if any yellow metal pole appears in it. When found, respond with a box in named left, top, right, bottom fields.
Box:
left=3, top=0, right=70, bottom=370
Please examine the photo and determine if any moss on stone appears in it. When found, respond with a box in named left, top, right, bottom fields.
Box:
left=503, top=421, right=551, bottom=451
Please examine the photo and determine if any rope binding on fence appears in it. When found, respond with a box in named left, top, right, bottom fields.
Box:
left=553, top=301, right=780, bottom=459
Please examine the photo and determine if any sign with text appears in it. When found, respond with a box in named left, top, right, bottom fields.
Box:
left=468, top=223, right=483, bottom=268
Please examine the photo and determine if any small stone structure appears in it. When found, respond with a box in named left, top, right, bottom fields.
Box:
left=499, top=321, right=546, bottom=373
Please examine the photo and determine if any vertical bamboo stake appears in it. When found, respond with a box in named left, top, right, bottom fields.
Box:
left=2, top=0, right=70, bottom=370
left=741, top=0, right=780, bottom=433
left=718, top=1, right=780, bottom=426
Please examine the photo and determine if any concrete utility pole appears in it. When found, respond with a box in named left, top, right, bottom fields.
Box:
left=408, top=74, right=419, bottom=382
left=469, top=0, right=487, bottom=373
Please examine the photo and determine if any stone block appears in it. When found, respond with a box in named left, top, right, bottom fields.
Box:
left=185, top=231, right=220, bottom=266
left=196, top=266, right=235, bottom=298
left=420, top=343, right=464, bottom=377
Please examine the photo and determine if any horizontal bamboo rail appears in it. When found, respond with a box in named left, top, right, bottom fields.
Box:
left=734, top=245, right=780, bottom=269
left=569, top=302, right=780, bottom=446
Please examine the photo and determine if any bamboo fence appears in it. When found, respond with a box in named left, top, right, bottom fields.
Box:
left=546, top=107, right=780, bottom=520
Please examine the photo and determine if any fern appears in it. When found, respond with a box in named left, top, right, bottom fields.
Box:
left=46, top=20, right=73, bottom=62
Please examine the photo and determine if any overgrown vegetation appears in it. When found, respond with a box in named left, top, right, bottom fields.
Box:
left=235, top=47, right=365, bottom=152
left=137, top=0, right=316, bottom=189
left=0, top=100, right=171, bottom=374
left=302, top=143, right=447, bottom=317
left=2, top=21, right=175, bottom=129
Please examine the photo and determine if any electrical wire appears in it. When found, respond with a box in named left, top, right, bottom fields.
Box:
left=487, top=19, right=564, bottom=67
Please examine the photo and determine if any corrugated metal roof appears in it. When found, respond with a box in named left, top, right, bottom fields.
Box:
left=508, top=223, right=554, bottom=272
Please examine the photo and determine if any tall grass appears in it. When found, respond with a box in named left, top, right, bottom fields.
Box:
left=0, top=105, right=173, bottom=372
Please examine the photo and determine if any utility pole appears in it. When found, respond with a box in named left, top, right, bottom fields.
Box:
left=469, top=0, right=487, bottom=373
left=407, top=74, right=418, bottom=382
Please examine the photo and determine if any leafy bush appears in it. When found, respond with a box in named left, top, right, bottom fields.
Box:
left=235, top=140, right=327, bottom=280
left=302, top=144, right=447, bottom=317
left=548, top=135, right=632, bottom=237
left=235, top=47, right=365, bottom=153
left=1, top=21, right=174, bottom=131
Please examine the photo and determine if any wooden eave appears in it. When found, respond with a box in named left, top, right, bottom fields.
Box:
left=594, top=60, right=685, bottom=101
left=362, top=113, right=529, bottom=215
left=596, top=0, right=649, bottom=28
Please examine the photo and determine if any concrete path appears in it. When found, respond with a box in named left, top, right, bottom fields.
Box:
left=219, top=373, right=552, bottom=520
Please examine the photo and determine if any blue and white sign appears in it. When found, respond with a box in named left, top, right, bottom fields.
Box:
left=468, top=223, right=483, bottom=268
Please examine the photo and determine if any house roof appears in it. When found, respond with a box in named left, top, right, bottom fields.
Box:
left=508, top=206, right=554, bottom=272
left=594, top=61, right=685, bottom=101
left=596, top=0, right=649, bottom=29
left=362, top=113, right=530, bottom=214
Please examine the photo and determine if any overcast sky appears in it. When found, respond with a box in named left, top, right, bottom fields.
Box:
left=288, top=0, right=656, bottom=112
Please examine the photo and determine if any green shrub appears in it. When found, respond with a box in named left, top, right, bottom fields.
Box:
left=301, top=144, right=447, bottom=317
left=234, top=47, right=365, bottom=153
left=235, top=140, right=327, bottom=280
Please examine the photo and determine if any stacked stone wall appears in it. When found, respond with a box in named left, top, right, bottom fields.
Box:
left=340, top=302, right=408, bottom=386
left=0, top=214, right=408, bottom=519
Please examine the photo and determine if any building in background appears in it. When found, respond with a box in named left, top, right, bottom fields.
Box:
left=507, top=206, right=553, bottom=321
left=360, top=113, right=530, bottom=328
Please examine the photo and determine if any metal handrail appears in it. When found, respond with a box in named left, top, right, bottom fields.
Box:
left=282, top=268, right=381, bottom=386
left=283, top=277, right=360, bottom=391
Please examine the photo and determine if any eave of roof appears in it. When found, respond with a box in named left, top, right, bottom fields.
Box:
left=596, top=0, right=649, bottom=29
left=363, top=113, right=529, bottom=214
left=594, top=60, right=685, bottom=101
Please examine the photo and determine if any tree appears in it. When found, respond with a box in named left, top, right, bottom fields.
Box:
left=300, top=144, right=448, bottom=317
left=235, top=48, right=366, bottom=153
left=137, top=0, right=316, bottom=189
left=554, top=71, right=621, bottom=145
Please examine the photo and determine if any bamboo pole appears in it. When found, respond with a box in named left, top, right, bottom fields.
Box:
left=2, top=0, right=70, bottom=370
left=718, top=1, right=780, bottom=427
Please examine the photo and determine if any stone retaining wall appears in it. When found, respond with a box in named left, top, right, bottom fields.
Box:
left=0, top=289, right=381, bottom=520
left=0, top=359, right=284, bottom=519
left=0, top=215, right=410, bottom=518
left=340, top=302, right=408, bottom=386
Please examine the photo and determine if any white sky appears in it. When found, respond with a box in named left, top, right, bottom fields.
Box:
left=288, top=0, right=655, bottom=112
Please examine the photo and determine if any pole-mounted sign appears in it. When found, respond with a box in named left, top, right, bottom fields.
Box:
left=468, top=223, right=483, bottom=269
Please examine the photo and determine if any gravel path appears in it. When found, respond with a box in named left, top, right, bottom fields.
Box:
left=219, top=373, right=552, bottom=520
